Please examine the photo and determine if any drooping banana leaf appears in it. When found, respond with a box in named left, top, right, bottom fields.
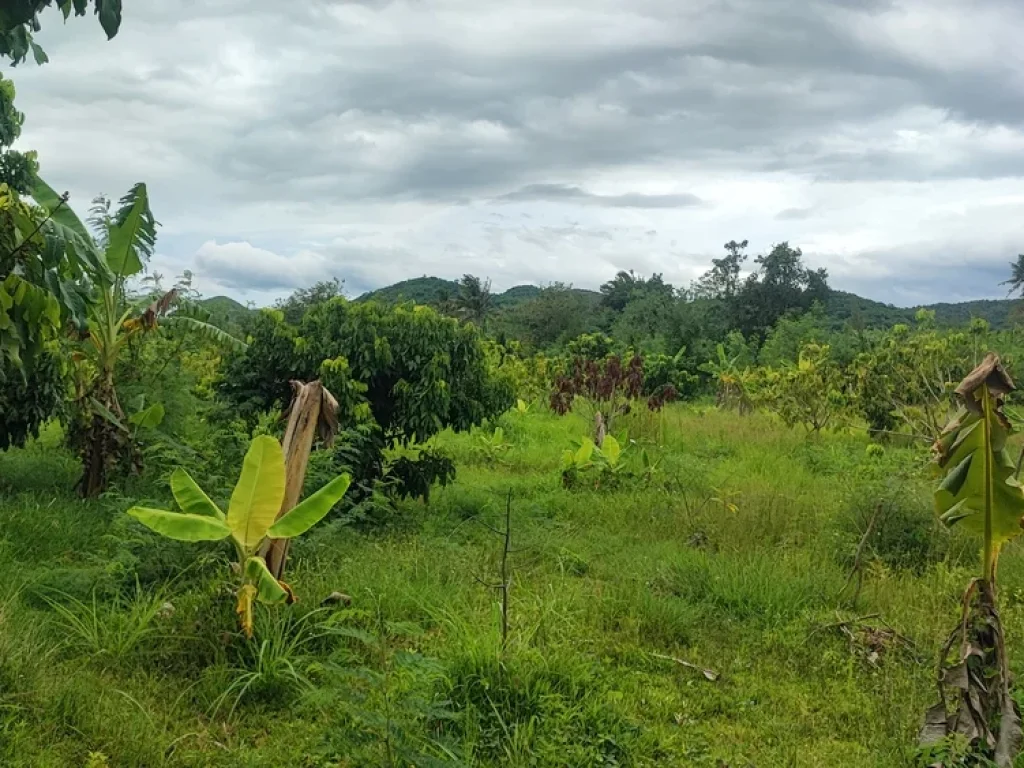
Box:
left=170, top=468, right=224, bottom=521
left=127, top=506, right=232, bottom=542
left=934, top=353, right=1024, bottom=575
left=162, top=314, right=248, bottom=352
left=923, top=354, right=1024, bottom=768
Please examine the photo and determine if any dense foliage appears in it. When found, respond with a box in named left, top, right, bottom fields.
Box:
left=220, top=299, right=513, bottom=503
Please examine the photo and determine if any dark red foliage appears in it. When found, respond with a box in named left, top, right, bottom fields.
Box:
left=549, top=354, right=646, bottom=414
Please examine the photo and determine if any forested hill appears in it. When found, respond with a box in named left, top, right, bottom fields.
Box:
left=355, top=277, right=1018, bottom=330
left=824, top=291, right=1020, bottom=329
left=357, top=278, right=577, bottom=308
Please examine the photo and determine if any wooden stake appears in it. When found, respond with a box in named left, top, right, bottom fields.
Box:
left=261, top=380, right=339, bottom=579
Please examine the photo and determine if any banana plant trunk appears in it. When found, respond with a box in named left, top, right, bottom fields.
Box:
left=78, top=374, right=125, bottom=498
left=261, top=380, right=339, bottom=579
left=921, top=355, right=1024, bottom=765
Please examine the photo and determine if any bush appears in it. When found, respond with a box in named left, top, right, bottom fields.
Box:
left=219, top=302, right=512, bottom=505
left=832, top=495, right=968, bottom=574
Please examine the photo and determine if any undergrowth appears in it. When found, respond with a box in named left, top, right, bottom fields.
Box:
left=0, top=404, right=1009, bottom=766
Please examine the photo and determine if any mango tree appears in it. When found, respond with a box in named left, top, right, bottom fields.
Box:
left=219, top=300, right=512, bottom=505
left=753, top=343, right=851, bottom=434
left=855, top=319, right=972, bottom=442
left=921, top=354, right=1022, bottom=766
left=127, top=435, right=351, bottom=638
left=0, top=72, right=100, bottom=448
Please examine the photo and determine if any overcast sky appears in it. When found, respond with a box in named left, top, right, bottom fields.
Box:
left=10, top=0, right=1024, bottom=307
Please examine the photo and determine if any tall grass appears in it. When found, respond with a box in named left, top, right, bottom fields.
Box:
left=0, top=404, right=998, bottom=765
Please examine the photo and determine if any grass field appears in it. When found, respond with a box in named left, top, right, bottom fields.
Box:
left=0, top=403, right=1017, bottom=766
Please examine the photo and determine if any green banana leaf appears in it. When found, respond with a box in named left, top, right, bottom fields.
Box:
left=105, top=183, right=153, bottom=279
left=267, top=473, right=351, bottom=538
left=128, top=402, right=164, bottom=429
left=170, top=468, right=225, bottom=521
left=600, top=435, right=621, bottom=466
left=244, top=556, right=290, bottom=605
left=228, top=435, right=286, bottom=552
left=127, top=507, right=232, bottom=541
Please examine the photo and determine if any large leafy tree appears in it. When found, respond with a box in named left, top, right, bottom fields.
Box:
left=693, top=239, right=748, bottom=300
left=599, top=270, right=673, bottom=314
left=220, top=299, right=512, bottom=501
left=599, top=270, right=643, bottom=312
left=498, top=282, right=603, bottom=349
left=274, top=278, right=343, bottom=326
left=0, top=0, right=123, bottom=65
left=731, top=242, right=829, bottom=339
left=0, top=72, right=101, bottom=448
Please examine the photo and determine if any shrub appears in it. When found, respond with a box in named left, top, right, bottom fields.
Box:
left=220, top=302, right=511, bottom=504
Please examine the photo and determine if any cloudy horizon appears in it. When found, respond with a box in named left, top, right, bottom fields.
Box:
left=10, top=0, right=1024, bottom=308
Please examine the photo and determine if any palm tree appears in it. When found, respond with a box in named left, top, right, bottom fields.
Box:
left=455, top=274, right=493, bottom=331
left=1001, top=254, right=1024, bottom=296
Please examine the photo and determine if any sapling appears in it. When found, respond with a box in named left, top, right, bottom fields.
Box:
left=920, top=353, right=1023, bottom=766
left=126, top=435, right=350, bottom=638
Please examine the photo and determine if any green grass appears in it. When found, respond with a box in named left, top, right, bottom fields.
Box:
left=0, top=404, right=1017, bottom=765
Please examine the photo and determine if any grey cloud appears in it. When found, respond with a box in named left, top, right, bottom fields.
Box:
left=495, top=183, right=702, bottom=208
left=776, top=207, right=816, bottom=220
left=9, top=0, right=1024, bottom=304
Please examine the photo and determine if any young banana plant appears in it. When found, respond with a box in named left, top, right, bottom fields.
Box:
left=923, top=353, right=1023, bottom=766
left=126, top=435, right=350, bottom=638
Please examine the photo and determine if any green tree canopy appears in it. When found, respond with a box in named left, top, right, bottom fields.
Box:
left=693, top=239, right=748, bottom=300
left=731, top=242, right=830, bottom=339
left=221, top=299, right=512, bottom=445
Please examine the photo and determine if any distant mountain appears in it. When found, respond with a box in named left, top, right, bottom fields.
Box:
left=493, top=284, right=541, bottom=307
left=354, top=276, right=1020, bottom=330
left=922, top=299, right=1019, bottom=329
left=199, top=295, right=251, bottom=326
left=358, top=277, right=459, bottom=305
left=357, top=277, right=597, bottom=310
left=824, top=291, right=915, bottom=329
left=826, top=290, right=1020, bottom=330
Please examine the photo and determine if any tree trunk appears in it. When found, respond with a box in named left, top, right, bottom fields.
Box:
left=261, top=380, right=339, bottom=579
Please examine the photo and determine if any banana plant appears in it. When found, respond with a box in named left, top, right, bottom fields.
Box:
left=32, top=178, right=245, bottom=495
left=922, top=353, right=1023, bottom=766
left=560, top=434, right=630, bottom=488
left=560, top=436, right=595, bottom=488
left=594, top=434, right=624, bottom=472
left=127, top=435, right=351, bottom=638
left=475, top=425, right=510, bottom=463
